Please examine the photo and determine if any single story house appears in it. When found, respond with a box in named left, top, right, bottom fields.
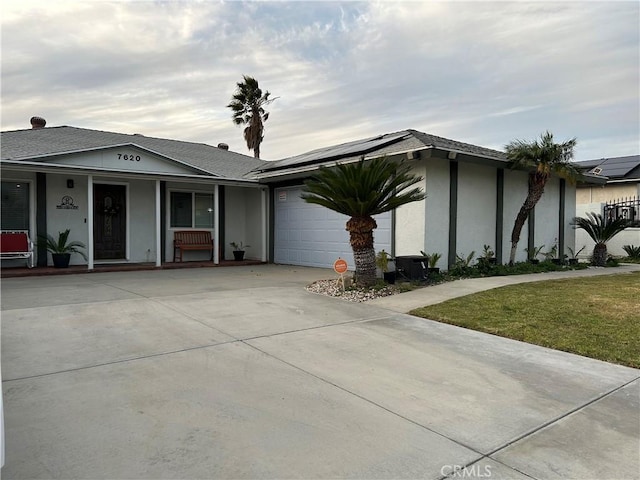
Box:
left=1, top=118, right=590, bottom=271
left=575, top=155, right=640, bottom=257
left=1, top=119, right=268, bottom=269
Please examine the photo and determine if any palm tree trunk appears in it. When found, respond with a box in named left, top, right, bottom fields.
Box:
left=347, top=216, right=377, bottom=287
left=592, top=243, right=607, bottom=266
left=508, top=174, right=547, bottom=265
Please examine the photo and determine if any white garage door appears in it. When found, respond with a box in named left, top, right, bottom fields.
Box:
left=274, top=186, right=392, bottom=269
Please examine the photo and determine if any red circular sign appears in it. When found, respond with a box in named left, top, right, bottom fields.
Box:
left=333, top=258, right=348, bottom=274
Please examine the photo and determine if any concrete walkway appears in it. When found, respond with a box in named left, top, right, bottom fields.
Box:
left=369, top=263, right=640, bottom=312
left=2, top=264, right=638, bottom=479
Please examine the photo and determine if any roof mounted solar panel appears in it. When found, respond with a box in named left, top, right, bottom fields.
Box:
left=260, top=133, right=409, bottom=171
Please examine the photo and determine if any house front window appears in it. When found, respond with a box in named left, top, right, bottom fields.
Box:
left=1, top=181, right=30, bottom=231
left=170, top=191, right=214, bottom=228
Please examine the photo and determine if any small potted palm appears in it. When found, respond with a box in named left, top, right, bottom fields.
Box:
left=420, top=251, right=442, bottom=275
left=39, top=229, right=87, bottom=268
left=376, top=249, right=396, bottom=284
left=229, top=241, right=250, bottom=261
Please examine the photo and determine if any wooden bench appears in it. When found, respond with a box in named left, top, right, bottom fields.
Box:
left=1, top=231, right=34, bottom=268
left=173, top=230, right=214, bottom=262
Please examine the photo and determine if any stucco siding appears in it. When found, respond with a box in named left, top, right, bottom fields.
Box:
left=395, top=160, right=427, bottom=257
left=535, top=178, right=560, bottom=256
left=46, top=174, right=90, bottom=265
left=128, top=179, right=157, bottom=262
left=503, top=169, right=529, bottom=263
left=576, top=184, right=639, bottom=204
left=423, top=158, right=449, bottom=269
left=225, top=186, right=264, bottom=261
left=563, top=182, right=577, bottom=259
left=575, top=202, right=640, bottom=257
left=51, top=148, right=199, bottom=175
left=456, top=163, right=496, bottom=261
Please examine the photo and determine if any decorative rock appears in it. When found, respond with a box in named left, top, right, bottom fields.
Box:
left=305, top=279, right=400, bottom=303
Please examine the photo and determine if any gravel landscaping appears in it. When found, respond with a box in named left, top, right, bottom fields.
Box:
left=305, top=278, right=402, bottom=302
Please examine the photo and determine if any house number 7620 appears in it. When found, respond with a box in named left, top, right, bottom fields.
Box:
left=118, top=154, right=141, bottom=161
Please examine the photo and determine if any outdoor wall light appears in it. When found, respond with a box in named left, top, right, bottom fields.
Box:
left=67, top=179, right=74, bottom=188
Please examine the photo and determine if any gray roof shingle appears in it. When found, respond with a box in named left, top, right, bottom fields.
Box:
left=255, top=129, right=506, bottom=175
left=1, top=126, right=267, bottom=179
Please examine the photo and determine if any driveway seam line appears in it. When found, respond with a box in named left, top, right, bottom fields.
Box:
left=241, top=340, right=487, bottom=458
left=435, top=454, right=540, bottom=480
left=1, top=340, right=239, bottom=383
left=1, top=315, right=393, bottom=383
left=484, top=375, right=640, bottom=458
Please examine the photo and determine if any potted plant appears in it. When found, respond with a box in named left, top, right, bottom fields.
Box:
left=420, top=250, right=442, bottom=274
left=229, top=241, right=250, bottom=261
left=478, top=244, right=497, bottom=265
left=543, top=242, right=562, bottom=264
left=524, top=245, right=544, bottom=264
left=376, top=249, right=396, bottom=284
left=39, top=229, right=87, bottom=268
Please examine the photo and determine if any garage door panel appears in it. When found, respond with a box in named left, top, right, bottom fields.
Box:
left=274, top=186, right=392, bottom=269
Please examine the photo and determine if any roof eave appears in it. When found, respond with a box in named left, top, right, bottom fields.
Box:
left=0, top=159, right=261, bottom=186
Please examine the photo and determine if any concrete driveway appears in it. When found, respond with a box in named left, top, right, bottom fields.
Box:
left=2, top=264, right=638, bottom=479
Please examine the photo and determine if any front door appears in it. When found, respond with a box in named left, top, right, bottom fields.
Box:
left=94, top=184, right=126, bottom=260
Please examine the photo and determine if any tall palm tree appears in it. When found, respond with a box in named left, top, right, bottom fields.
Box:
left=301, top=157, right=425, bottom=287
left=227, top=75, right=275, bottom=158
left=505, top=131, right=581, bottom=265
left=572, top=212, right=629, bottom=266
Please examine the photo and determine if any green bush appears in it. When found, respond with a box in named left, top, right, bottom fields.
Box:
left=622, top=245, right=640, bottom=260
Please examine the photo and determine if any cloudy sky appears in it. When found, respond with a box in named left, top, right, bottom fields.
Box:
left=2, top=1, right=638, bottom=161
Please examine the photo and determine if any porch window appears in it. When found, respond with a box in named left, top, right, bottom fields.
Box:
left=170, top=191, right=214, bottom=228
left=1, top=181, right=29, bottom=231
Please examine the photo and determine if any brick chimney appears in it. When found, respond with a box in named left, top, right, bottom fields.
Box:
left=30, top=116, right=46, bottom=129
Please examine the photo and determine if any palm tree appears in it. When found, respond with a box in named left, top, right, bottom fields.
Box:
left=227, top=75, right=275, bottom=158
left=505, top=131, right=581, bottom=265
left=301, top=157, right=425, bottom=287
left=572, top=212, right=629, bottom=266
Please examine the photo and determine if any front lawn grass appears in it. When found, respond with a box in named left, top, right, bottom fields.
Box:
left=410, top=272, right=640, bottom=368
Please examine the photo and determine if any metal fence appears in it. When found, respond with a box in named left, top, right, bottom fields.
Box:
left=604, top=196, right=640, bottom=227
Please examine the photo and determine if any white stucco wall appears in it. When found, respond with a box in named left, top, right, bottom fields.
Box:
left=395, top=160, right=427, bottom=257
left=423, top=158, right=450, bottom=269
left=534, top=178, right=560, bottom=256
left=575, top=203, right=640, bottom=258
left=53, top=148, right=200, bottom=175
left=128, top=179, right=157, bottom=262
left=502, top=169, right=530, bottom=263
left=563, top=182, right=577, bottom=259
left=456, top=162, right=496, bottom=261
left=224, top=186, right=264, bottom=261
left=46, top=174, right=90, bottom=266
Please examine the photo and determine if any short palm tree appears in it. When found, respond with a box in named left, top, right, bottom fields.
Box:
left=227, top=75, right=275, bottom=158
left=572, top=212, right=629, bottom=266
left=505, top=131, right=582, bottom=265
left=301, top=157, right=425, bottom=286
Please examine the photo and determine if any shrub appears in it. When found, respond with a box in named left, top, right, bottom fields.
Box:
left=622, top=245, right=640, bottom=260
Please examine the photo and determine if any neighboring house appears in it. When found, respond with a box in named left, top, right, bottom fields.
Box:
left=1, top=119, right=589, bottom=270
left=575, top=155, right=640, bottom=257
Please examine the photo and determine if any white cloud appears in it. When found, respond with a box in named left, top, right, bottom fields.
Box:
left=1, top=1, right=638, bottom=160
